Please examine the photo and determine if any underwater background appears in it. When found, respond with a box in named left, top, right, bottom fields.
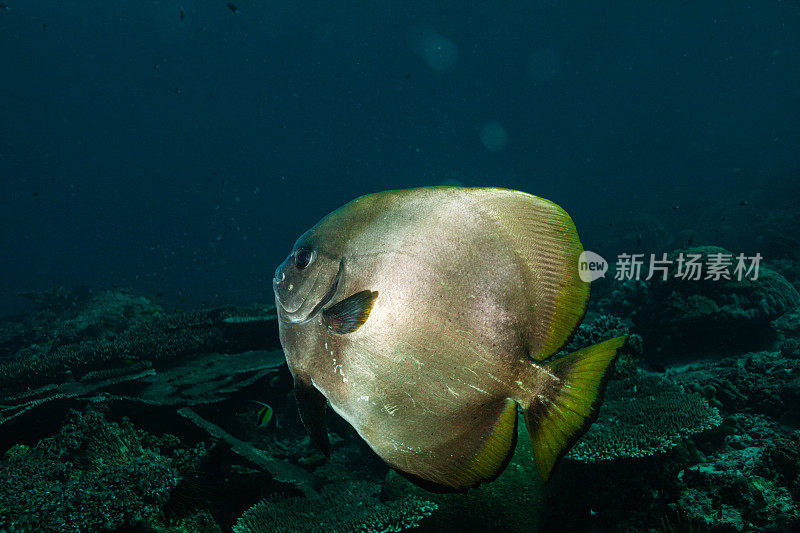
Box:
left=1, top=1, right=799, bottom=532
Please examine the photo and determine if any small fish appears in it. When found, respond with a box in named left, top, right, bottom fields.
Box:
left=226, top=2, right=239, bottom=14
left=251, top=401, right=275, bottom=428
left=180, top=8, right=185, bottom=22
left=0, top=3, right=10, bottom=12
left=274, top=187, right=625, bottom=491
left=636, top=233, right=642, bottom=246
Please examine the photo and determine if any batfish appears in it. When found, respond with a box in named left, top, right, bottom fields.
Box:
left=273, top=186, right=625, bottom=492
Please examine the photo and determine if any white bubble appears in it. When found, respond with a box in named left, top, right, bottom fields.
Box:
left=480, top=122, right=508, bottom=152
left=410, top=25, right=459, bottom=72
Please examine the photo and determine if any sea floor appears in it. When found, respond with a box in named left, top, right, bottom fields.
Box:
left=0, top=272, right=798, bottom=532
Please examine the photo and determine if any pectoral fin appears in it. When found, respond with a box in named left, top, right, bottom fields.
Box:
left=294, top=378, right=330, bottom=456
left=322, top=290, right=378, bottom=334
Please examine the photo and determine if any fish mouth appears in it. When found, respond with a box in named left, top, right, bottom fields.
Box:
left=278, top=259, right=343, bottom=324
left=275, top=264, right=322, bottom=314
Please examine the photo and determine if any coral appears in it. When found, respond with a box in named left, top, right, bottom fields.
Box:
left=0, top=302, right=280, bottom=396
left=567, top=372, right=722, bottom=462
left=177, top=407, right=317, bottom=498
left=775, top=310, right=800, bottom=345
left=673, top=350, right=800, bottom=423
left=607, top=246, right=800, bottom=357
left=780, top=338, right=800, bottom=359
left=0, top=365, right=155, bottom=427
left=560, top=313, right=643, bottom=378
left=673, top=414, right=800, bottom=532
left=0, top=347, right=286, bottom=429
left=0, top=309, right=222, bottom=394
left=0, top=289, right=293, bottom=530
left=4, top=282, right=797, bottom=532
left=658, top=511, right=710, bottom=533
left=1, top=288, right=163, bottom=358
left=49, top=289, right=165, bottom=346
left=232, top=481, right=437, bottom=533
left=538, top=353, right=800, bottom=533
left=0, top=405, right=183, bottom=532
left=563, top=314, right=632, bottom=352
left=153, top=509, right=223, bottom=533
left=770, top=259, right=800, bottom=295
left=112, top=348, right=286, bottom=407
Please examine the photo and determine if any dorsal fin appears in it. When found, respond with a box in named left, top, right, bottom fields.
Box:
left=471, top=188, right=589, bottom=360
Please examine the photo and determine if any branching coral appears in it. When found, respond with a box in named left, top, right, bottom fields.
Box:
left=559, top=313, right=643, bottom=378
left=0, top=405, right=184, bottom=532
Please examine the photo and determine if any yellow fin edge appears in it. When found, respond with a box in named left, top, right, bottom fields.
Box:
left=525, top=336, right=626, bottom=481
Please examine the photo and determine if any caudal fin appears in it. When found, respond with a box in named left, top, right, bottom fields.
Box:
left=524, top=336, right=626, bottom=481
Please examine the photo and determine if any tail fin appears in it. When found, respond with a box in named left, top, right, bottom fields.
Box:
left=524, top=336, right=626, bottom=481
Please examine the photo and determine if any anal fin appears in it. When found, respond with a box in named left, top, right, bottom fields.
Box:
left=391, top=398, right=519, bottom=493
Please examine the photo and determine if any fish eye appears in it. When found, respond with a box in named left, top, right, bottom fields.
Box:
left=294, top=248, right=315, bottom=269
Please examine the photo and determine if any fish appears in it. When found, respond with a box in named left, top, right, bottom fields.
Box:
left=226, top=2, right=239, bottom=14
left=251, top=401, right=275, bottom=428
left=273, top=186, right=625, bottom=492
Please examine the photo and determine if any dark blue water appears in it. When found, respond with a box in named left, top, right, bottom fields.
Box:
left=2, top=3, right=800, bottom=532
left=1, top=1, right=798, bottom=316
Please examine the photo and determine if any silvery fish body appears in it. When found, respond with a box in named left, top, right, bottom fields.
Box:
left=274, top=187, right=624, bottom=491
